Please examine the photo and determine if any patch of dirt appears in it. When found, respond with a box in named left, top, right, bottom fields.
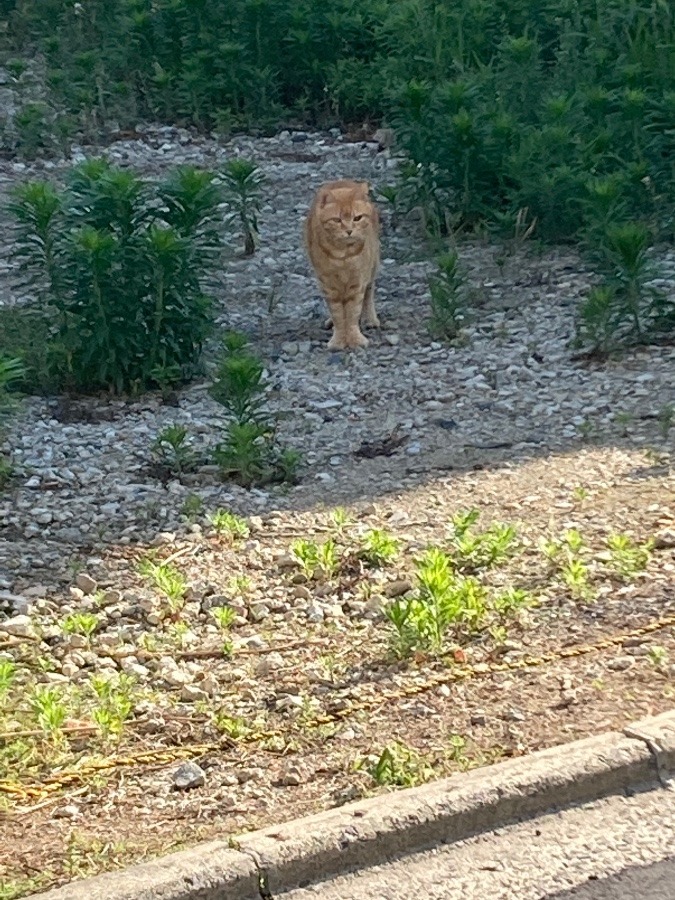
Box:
left=2, top=447, right=674, bottom=895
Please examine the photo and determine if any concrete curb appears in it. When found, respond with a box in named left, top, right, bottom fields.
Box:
left=31, top=712, right=675, bottom=900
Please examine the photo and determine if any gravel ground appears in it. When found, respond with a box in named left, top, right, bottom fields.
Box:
left=280, top=786, right=675, bottom=900
left=0, top=126, right=674, bottom=897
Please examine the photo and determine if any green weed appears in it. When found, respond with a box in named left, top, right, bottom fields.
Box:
left=152, top=425, right=200, bottom=475
left=359, top=528, right=400, bottom=567
left=449, top=509, right=518, bottom=570
left=427, top=251, right=467, bottom=341
left=211, top=606, right=237, bottom=630
left=364, top=741, right=433, bottom=788
left=221, top=159, right=264, bottom=256
left=606, top=533, right=651, bottom=580
left=29, top=684, right=68, bottom=737
left=291, top=539, right=339, bottom=581
left=61, top=612, right=99, bottom=639
left=207, top=509, right=250, bottom=540
left=138, top=558, right=187, bottom=614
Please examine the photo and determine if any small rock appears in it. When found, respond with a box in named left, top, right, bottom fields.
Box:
left=75, top=573, right=97, bottom=595
left=61, top=661, right=80, bottom=678
left=53, top=804, right=80, bottom=819
left=372, top=127, right=395, bottom=149
left=278, top=765, right=303, bottom=786
left=276, top=694, right=304, bottom=712
left=653, top=529, right=675, bottom=550
left=606, top=656, right=635, bottom=671
left=172, top=761, right=206, bottom=791
left=306, top=602, right=325, bottom=623
left=248, top=603, right=270, bottom=622
left=0, top=614, right=36, bottom=638
left=180, top=684, right=207, bottom=702
left=200, top=674, right=219, bottom=696
left=256, top=652, right=284, bottom=677
left=0, top=591, right=32, bottom=616
left=470, top=710, right=487, bottom=726
left=120, top=658, right=150, bottom=678
left=384, top=580, right=413, bottom=598
left=157, top=663, right=193, bottom=687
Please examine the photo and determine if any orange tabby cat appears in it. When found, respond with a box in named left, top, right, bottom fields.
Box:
left=304, top=180, right=380, bottom=350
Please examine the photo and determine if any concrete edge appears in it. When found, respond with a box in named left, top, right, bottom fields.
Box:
left=30, top=711, right=675, bottom=900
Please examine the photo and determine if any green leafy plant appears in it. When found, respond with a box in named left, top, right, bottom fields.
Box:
left=606, top=533, right=651, bottom=580
left=207, top=509, right=250, bottom=540
left=61, top=612, right=99, bottom=639
left=329, top=507, right=352, bottom=537
left=181, top=494, right=205, bottom=520
left=211, top=606, right=237, bottom=630
left=0, top=659, right=17, bottom=704
left=658, top=405, right=674, bottom=439
left=543, top=529, right=595, bottom=601
left=449, top=509, right=518, bottom=570
left=138, top=558, right=187, bottom=614
left=427, top=251, right=466, bottom=341
left=561, top=558, right=593, bottom=601
left=385, top=548, right=487, bottom=655
left=29, top=684, right=68, bottom=737
left=9, top=161, right=222, bottom=394
left=151, top=425, right=201, bottom=475
left=647, top=646, right=668, bottom=670
left=291, top=538, right=339, bottom=581
left=578, top=222, right=672, bottom=352
left=365, top=741, right=433, bottom=788
left=491, top=587, right=534, bottom=617
left=90, top=673, right=135, bottom=737
left=359, top=528, right=400, bottom=567
left=221, top=159, right=264, bottom=256
left=210, top=332, right=300, bottom=487
left=209, top=333, right=266, bottom=423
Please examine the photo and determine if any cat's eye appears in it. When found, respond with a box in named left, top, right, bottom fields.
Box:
left=353, top=215, right=364, bottom=221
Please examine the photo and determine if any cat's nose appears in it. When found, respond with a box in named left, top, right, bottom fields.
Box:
left=346, top=228, right=353, bottom=235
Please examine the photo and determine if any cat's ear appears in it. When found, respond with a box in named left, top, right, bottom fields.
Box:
left=356, top=181, right=370, bottom=198
left=319, top=189, right=332, bottom=207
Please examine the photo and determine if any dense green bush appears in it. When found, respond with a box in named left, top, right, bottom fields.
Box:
left=1, top=0, right=673, bottom=249
left=9, top=159, right=223, bottom=393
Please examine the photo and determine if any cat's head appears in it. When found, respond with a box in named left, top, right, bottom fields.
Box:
left=315, top=181, right=375, bottom=246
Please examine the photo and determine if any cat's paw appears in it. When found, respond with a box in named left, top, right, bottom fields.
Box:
left=362, top=314, right=381, bottom=329
left=327, top=333, right=347, bottom=351
left=345, top=330, right=369, bottom=349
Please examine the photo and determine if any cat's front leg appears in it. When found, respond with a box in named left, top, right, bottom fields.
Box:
left=343, top=294, right=369, bottom=348
left=325, top=297, right=348, bottom=350
left=326, top=293, right=368, bottom=350
left=361, top=281, right=380, bottom=328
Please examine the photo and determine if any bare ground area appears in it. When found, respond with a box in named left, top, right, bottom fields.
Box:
left=0, top=128, right=674, bottom=897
